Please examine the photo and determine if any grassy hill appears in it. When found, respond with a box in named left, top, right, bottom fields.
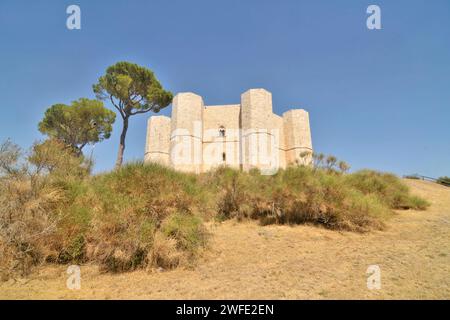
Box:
left=0, top=161, right=428, bottom=280
left=1, top=179, right=449, bottom=299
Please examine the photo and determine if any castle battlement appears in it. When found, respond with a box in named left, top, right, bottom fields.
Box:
left=145, top=89, right=313, bottom=174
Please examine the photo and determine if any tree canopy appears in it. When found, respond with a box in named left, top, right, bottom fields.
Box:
left=93, top=61, right=173, bottom=168
left=93, top=61, right=173, bottom=119
left=38, top=98, right=116, bottom=155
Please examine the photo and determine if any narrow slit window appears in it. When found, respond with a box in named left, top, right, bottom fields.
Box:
left=219, top=126, right=226, bottom=137
left=222, top=152, right=226, bottom=162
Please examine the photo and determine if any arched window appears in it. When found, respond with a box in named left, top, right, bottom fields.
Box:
left=219, top=126, right=226, bottom=137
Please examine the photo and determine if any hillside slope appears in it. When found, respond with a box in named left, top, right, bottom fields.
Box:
left=1, top=179, right=449, bottom=299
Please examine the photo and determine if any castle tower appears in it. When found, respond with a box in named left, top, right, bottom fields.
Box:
left=144, top=116, right=171, bottom=166
left=240, top=89, right=279, bottom=173
left=283, top=109, right=313, bottom=166
left=169, top=92, right=204, bottom=173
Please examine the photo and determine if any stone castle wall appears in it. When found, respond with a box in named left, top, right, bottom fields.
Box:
left=144, top=116, right=171, bottom=166
left=145, top=89, right=312, bottom=173
left=202, top=104, right=241, bottom=172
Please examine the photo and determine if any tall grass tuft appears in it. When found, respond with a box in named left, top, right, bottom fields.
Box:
left=344, top=170, right=429, bottom=210
left=209, top=167, right=391, bottom=231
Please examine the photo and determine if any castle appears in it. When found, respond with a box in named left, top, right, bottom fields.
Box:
left=144, top=89, right=313, bottom=174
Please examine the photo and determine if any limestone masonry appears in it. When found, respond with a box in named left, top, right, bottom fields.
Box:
left=145, top=88, right=313, bottom=174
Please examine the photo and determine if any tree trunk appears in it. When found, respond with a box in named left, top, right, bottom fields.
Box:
left=115, top=116, right=129, bottom=170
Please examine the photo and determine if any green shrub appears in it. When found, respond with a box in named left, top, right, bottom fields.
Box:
left=437, top=176, right=450, bottom=187
left=404, top=174, right=420, bottom=180
left=208, top=166, right=428, bottom=232
left=162, top=212, right=207, bottom=253
left=57, top=234, right=86, bottom=264
left=344, top=170, right=429, bottom=210
left=28, top=139, right=91, bottom=178
left=75, top=162, right=208, bottom=272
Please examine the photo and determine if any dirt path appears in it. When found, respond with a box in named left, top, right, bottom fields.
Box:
left=1, top=179, right=449, bottom=299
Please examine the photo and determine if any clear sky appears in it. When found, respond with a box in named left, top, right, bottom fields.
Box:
left=0, top=0, right=449, bottom=177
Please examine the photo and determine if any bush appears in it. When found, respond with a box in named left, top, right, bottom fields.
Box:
left=437, top=176, right=450, bottom=187
left=0, top=139, right=75, bottom=279
left=0, top=139, right=24, bottom=176
left=0, top=159, right=210, bottom=278
left=148, top=232, right=184, bottom=269
left=344, top=170, right=429, bottom=210
left=209, top=166, right=429, bottom=231
left=209, top=166, right=391, bottom=232
left=66, top=162, right=209, bottom=273
left=0, top=175, right=65, bottom=278
left=404, top=174, right=420, bottom=180
left=28, top=139, right=91, bottom=178
left=162, top=212, right=206, bottom=252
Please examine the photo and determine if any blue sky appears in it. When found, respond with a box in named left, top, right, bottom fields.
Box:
left=0, top=0, right=449, bottom=177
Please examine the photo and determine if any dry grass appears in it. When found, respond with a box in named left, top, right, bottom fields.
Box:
left=211, top=166, right=428, bottom=231
left=1, top=179, right=449, bottom=299
left=1, top=158, right=429, bottom=280
left=0, top=159, right=209, bottom=278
